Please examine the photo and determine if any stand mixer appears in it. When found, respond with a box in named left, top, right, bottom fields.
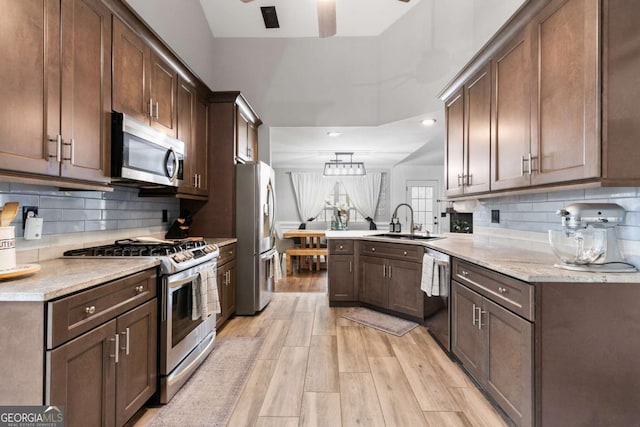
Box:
left=550, top=203, right=636, bottom=272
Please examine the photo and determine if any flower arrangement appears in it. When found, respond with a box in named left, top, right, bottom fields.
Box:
left=325, top=200, right=350, bottom=230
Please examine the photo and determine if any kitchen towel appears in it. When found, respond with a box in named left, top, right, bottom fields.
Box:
left=421, top=253, right=440, bottom=297
left=192, top=266, right=221, bottom=320
left=272, top=250, right=282, bottom=282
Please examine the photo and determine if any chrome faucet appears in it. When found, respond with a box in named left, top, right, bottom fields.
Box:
left=391, top=203, right=414, bottom=235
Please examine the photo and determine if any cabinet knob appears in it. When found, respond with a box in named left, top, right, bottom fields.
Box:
left=498, top=286, right=508, bottom=294
left=135, top=285, right=145, bottom=293
left=371, top=247, right=376, bottom=252
left=461, top=270, right=469, bottom=277
left=339, top=245, right=343, bottom=249
left=403, top=251, right=407, bottom=256
left=85, top=306, right=96, bottom=315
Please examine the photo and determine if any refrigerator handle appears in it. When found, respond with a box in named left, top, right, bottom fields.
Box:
left=267, top=182, right=276, bottom=237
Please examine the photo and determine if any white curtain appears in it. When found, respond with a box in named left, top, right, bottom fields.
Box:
left=290, top=173, right=337, bottom=223
left=339, top=173, right=382, bottom=224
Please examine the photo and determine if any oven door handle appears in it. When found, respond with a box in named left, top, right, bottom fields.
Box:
left=169, top=272, right=202, bottom=290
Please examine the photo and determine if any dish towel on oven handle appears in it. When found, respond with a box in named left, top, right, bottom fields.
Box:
left=192, top=265, right=221, bottom=321
left=420, top=253, right=440, bottom=297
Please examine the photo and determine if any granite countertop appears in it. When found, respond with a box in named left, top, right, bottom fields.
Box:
left=205, top=237, right=237, bottom=247
left=330, top=231, right=640, bottom=283
left=0, top=258, right=160, bottom=302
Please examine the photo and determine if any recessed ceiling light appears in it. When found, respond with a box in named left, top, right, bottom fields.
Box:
left=326, top=131, right=342, bottom=137
left=421, top=118, right=437, bottom=126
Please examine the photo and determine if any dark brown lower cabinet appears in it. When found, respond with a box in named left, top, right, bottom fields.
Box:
left=48, top=299, right=157, bottom=427
left=327, top=254, right=355, bottom=302
left=359, top=253, right=423, bottom=319
left=452, top=280, right=533, bottom=427
left=216, top=243, right=237, bottom=328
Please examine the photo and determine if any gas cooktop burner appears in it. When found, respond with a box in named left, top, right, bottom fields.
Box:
left=63, top=238, right=219, bottom=274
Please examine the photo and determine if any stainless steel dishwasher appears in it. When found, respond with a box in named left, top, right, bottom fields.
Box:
left=423, top=247, right=451, bottom=351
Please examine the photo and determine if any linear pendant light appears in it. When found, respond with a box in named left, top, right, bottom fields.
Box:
left=323, top=152, right=366, bottom=176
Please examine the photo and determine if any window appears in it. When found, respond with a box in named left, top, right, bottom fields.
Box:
left=320, top=182, right=365, bottom=223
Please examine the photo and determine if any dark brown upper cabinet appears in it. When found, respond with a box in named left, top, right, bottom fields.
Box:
left=0, top=0, right=111, bottom=186
left=113, top=17, right=177, bottom=138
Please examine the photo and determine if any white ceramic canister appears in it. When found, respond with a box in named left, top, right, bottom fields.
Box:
left=0, top=226, right=16, bottom=271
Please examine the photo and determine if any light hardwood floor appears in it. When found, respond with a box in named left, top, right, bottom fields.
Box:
left=135, top=272, right=509, bottom=427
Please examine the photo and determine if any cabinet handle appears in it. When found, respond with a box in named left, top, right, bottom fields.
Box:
left=62, top=138, right=74, bottom=163
left=466, top=174, right=473, bottom=186
left=48, top=135, right=62, bottom=163
left=349, top=261, right=352, bottom=273
left=85, top=306, right=96, bottom=315
left=155, top=102, right=160, bottom=120
left=110, top=334, right=120, bottom=364
left=135, top=285, right=145, bottom=294
left=472, top=303, right=477, bottom=326
left=478, top=309, right=486, bottom=330
left=457, top=174, right=464, bottom=187
left=120, top=328, right=130, bottom=355
left=383, top=264, right=386, bottom=277
left=388, top=265, right=392, bottom=278
left=498, top=286, right=508, bottom=294
left=521, top=153, right=533, bottom=176
left=149, top=98, right=154, bottom=118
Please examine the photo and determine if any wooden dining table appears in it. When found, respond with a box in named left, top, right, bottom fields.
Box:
left=282, top=229, right=327, bottom=274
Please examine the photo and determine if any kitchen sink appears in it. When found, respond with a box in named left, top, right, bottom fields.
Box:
left=373, top=233, right=442, bottom=241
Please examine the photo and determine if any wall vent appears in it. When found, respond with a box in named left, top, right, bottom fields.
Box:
left=261, top=6, right=280, bottom=29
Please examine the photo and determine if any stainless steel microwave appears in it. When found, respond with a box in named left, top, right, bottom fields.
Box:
left=111, top=111, right=184, bottom=187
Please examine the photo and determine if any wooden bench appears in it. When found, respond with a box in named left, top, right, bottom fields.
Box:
left=285, top=248, right=328, bottom=275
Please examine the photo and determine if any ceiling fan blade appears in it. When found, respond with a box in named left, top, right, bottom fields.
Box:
left=239, top=0, right=254, bottom=3
left=317, top=0, right=336, bottom=38
left=397, top=0, right=410, bottom=2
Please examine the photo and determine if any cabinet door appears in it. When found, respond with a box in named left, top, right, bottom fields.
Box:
left=482, top=298, right=533, bottom=427
left=115, top=300, right=157, bottom=427
left=194, top=97, right=209, bottom=194
left=451, top=281, right=483, bottom=381
left=491, top=30, right=533, bottom=191
left=247, top=121, right=258, bottom=162
left=149, top=52, right=177, bottom=137
left=445, top=90, right=465, bottom=197
left=464, top=64, right=491, bottom=194
left=225, top=262, right=236, bottom=320
left=328, top=254, right=355, bottom=302
left=235, top=108, right=250, bottom=163
left=47, top=319, right=117, bottom=427
left=0, top=0, right=60, bottom=177
left=359, top=256, right=387, bottom=308
left=530, top=0, right=599, bottom=186
left=177, top=78, right=196, bottom=194
left=215, top=262, right=227, bottom=328
left=387, top=259, right=423, bottom=318
left=59, top=0, right=110, bottom=183
left=112, top=17, right=149, bottom=123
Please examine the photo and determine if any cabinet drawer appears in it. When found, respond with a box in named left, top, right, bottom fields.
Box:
left=359, top=241, right=423, bottom=263
left=48, top=268, right=157, bottom=348
left=217, top=243, right=236, bottom=266
left=453, top=259, right=534, bottom=321
left=329, top=239, right=354, bottom=255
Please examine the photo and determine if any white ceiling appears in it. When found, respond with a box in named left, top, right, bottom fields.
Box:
left=126, top=0, right=526, bottom=170
left=200, top=0, right=422, bottom=38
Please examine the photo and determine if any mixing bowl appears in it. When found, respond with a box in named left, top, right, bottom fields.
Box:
left=548, top=229, right=607, bottom=265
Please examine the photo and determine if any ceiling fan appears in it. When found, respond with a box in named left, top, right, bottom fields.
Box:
left=240, top=0, right=411, bottom=38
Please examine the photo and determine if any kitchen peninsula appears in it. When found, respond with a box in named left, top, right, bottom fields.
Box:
left=326, top=230, right=640, bottom=427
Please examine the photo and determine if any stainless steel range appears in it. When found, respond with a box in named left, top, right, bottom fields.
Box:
left=64, top=237, right=220, bottom=403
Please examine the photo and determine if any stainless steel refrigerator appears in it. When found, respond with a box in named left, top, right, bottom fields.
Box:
left=235, top=161, right=277, bottom=315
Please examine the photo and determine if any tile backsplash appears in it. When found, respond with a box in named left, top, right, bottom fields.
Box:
left=0, top=182, right=179, bottom=262
left=474, top=187, right=640, bottom=266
